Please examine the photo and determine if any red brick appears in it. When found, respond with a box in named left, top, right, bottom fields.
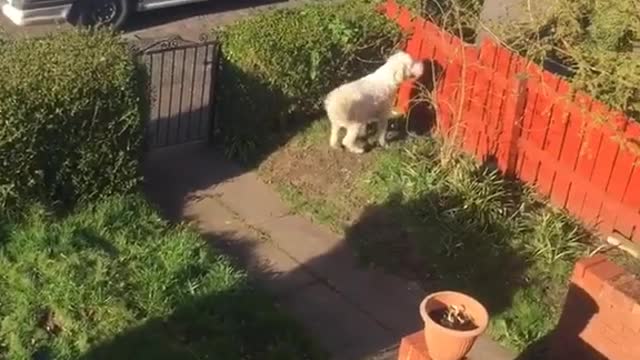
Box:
left=397, top=331, right=431, bottom=360
left=597, top=307, right=627, bottom=334
left=600, top=280, right=635, bottom=313
left=573, top=255, right=608, bottom=279
left=631, top=304, right=640, bottom=333
left=615, top=325, right=640, bottom=346
left=598, top=323, right=624, bottom=342
left=581, top=259, right=625, bottom=294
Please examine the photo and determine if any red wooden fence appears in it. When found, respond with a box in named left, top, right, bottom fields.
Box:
left=380, top=0, right=640, bottom=243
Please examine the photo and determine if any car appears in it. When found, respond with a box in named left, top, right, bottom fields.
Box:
left=1, top=0, right=208, bottom=29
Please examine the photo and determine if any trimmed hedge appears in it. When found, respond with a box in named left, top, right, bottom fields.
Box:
left=216, top=0, right=418, bottom=161
left=0, top=30, right=148, bottom=214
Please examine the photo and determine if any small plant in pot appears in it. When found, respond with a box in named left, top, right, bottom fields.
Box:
left=420, top=291, right=489, bottom=360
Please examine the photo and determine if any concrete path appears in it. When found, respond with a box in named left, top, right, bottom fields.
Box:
left=143, top=142, right=516, bottom=360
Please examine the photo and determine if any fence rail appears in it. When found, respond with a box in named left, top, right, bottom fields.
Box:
left=380, top=0, right=640, bottom=243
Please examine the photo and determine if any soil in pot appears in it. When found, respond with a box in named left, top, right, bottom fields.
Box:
left=420, top=291, right=489, bottom=360
left=428, top=305, right=478, bottom=331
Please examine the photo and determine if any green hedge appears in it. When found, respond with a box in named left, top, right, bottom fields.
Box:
left=0, top=30, right=148, bottom=214
left=216, top=0, right=418, bottom=161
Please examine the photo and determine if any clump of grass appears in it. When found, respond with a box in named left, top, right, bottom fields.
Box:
left=0, top=195, right=322, bottom=360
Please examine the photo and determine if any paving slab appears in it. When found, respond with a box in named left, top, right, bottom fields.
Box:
left=278, top=282, right=396, bottom=357
left=470, top=335, right=518, bottom=359
left=258, top=214, right=343, bottom=264
left=213, top=172, right=290, bottom=224
left=183, top=195, right=318, bottom=295
left=143, top=142, right=243, bottom=220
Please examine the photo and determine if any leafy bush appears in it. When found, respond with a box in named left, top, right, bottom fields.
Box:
left=0, top=195, right=321, bottom=359
left=490, top=0, right=640, bottom=120
left=0, top=30, right=148, bottom=214
left=215, top=0, right=417, bottom=161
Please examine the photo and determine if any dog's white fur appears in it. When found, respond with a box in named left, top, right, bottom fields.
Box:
left=324, top=51, right=424, bottom=153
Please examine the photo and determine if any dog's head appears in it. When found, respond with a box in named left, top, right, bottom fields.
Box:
left=387, top=51, right=424, bottom=84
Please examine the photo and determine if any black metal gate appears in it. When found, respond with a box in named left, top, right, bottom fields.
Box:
left=136, top=36, right=220, bottom=149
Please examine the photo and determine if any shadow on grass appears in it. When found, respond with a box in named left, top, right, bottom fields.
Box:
left=70, top=228, right=119, bottom=257
left=74, top=229, right=325, bottom=360
left=345, top=190, right=527, bottom=316
left=78, top=287, right=321, bottom=360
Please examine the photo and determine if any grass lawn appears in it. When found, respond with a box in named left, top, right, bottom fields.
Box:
left=259, top=118, right=610, bottom=352
left=0, top=196, right=323, bottom=360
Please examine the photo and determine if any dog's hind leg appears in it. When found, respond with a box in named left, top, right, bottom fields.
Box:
left=358, top=124, right=367, bottom=138
left=342, top=125, right=364, bottom=154
left=329, top=122, right=341, bottom=149
left=375, top=118, right=389, bottom=148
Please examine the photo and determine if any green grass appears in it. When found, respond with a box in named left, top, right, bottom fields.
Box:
left=263, top=129, right=595, bottom=352
left=0, top=196, right=323, bottom=360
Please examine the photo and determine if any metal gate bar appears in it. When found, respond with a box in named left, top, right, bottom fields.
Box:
left=136, top=37, right=220, bottom=149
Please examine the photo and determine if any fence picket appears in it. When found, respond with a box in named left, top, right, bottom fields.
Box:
left=535, top=73, right=567, bottom=197
left=461, top=47, right=481, bottom=154
left=581, top=103, right=622, bottom=225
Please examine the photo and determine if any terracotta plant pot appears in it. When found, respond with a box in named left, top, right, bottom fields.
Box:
left=420, top=291, right=489, bottom=360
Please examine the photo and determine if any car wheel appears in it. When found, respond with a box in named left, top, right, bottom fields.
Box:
left=75, top=0, right=131, bottom=30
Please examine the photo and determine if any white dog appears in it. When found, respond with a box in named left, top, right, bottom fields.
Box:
left=324, top=51, right=424, bottom=154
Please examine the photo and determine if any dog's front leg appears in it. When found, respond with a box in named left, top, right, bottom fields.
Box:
left=358, top=124, right=368, bottom=138
left=375, top=118, right=389, bottom=148
left=329, top=122, right=341, bottom=149
left=342, top=125, right=365, bottom=154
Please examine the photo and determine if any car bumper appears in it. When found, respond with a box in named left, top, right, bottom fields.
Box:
left=1, top=1, right=71, bottom=26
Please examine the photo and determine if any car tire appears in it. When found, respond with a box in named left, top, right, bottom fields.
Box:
left=74, top=0, right=131, bottom=30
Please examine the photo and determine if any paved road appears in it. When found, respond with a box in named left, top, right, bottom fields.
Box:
left=0, top=0, right=314, bottom=40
